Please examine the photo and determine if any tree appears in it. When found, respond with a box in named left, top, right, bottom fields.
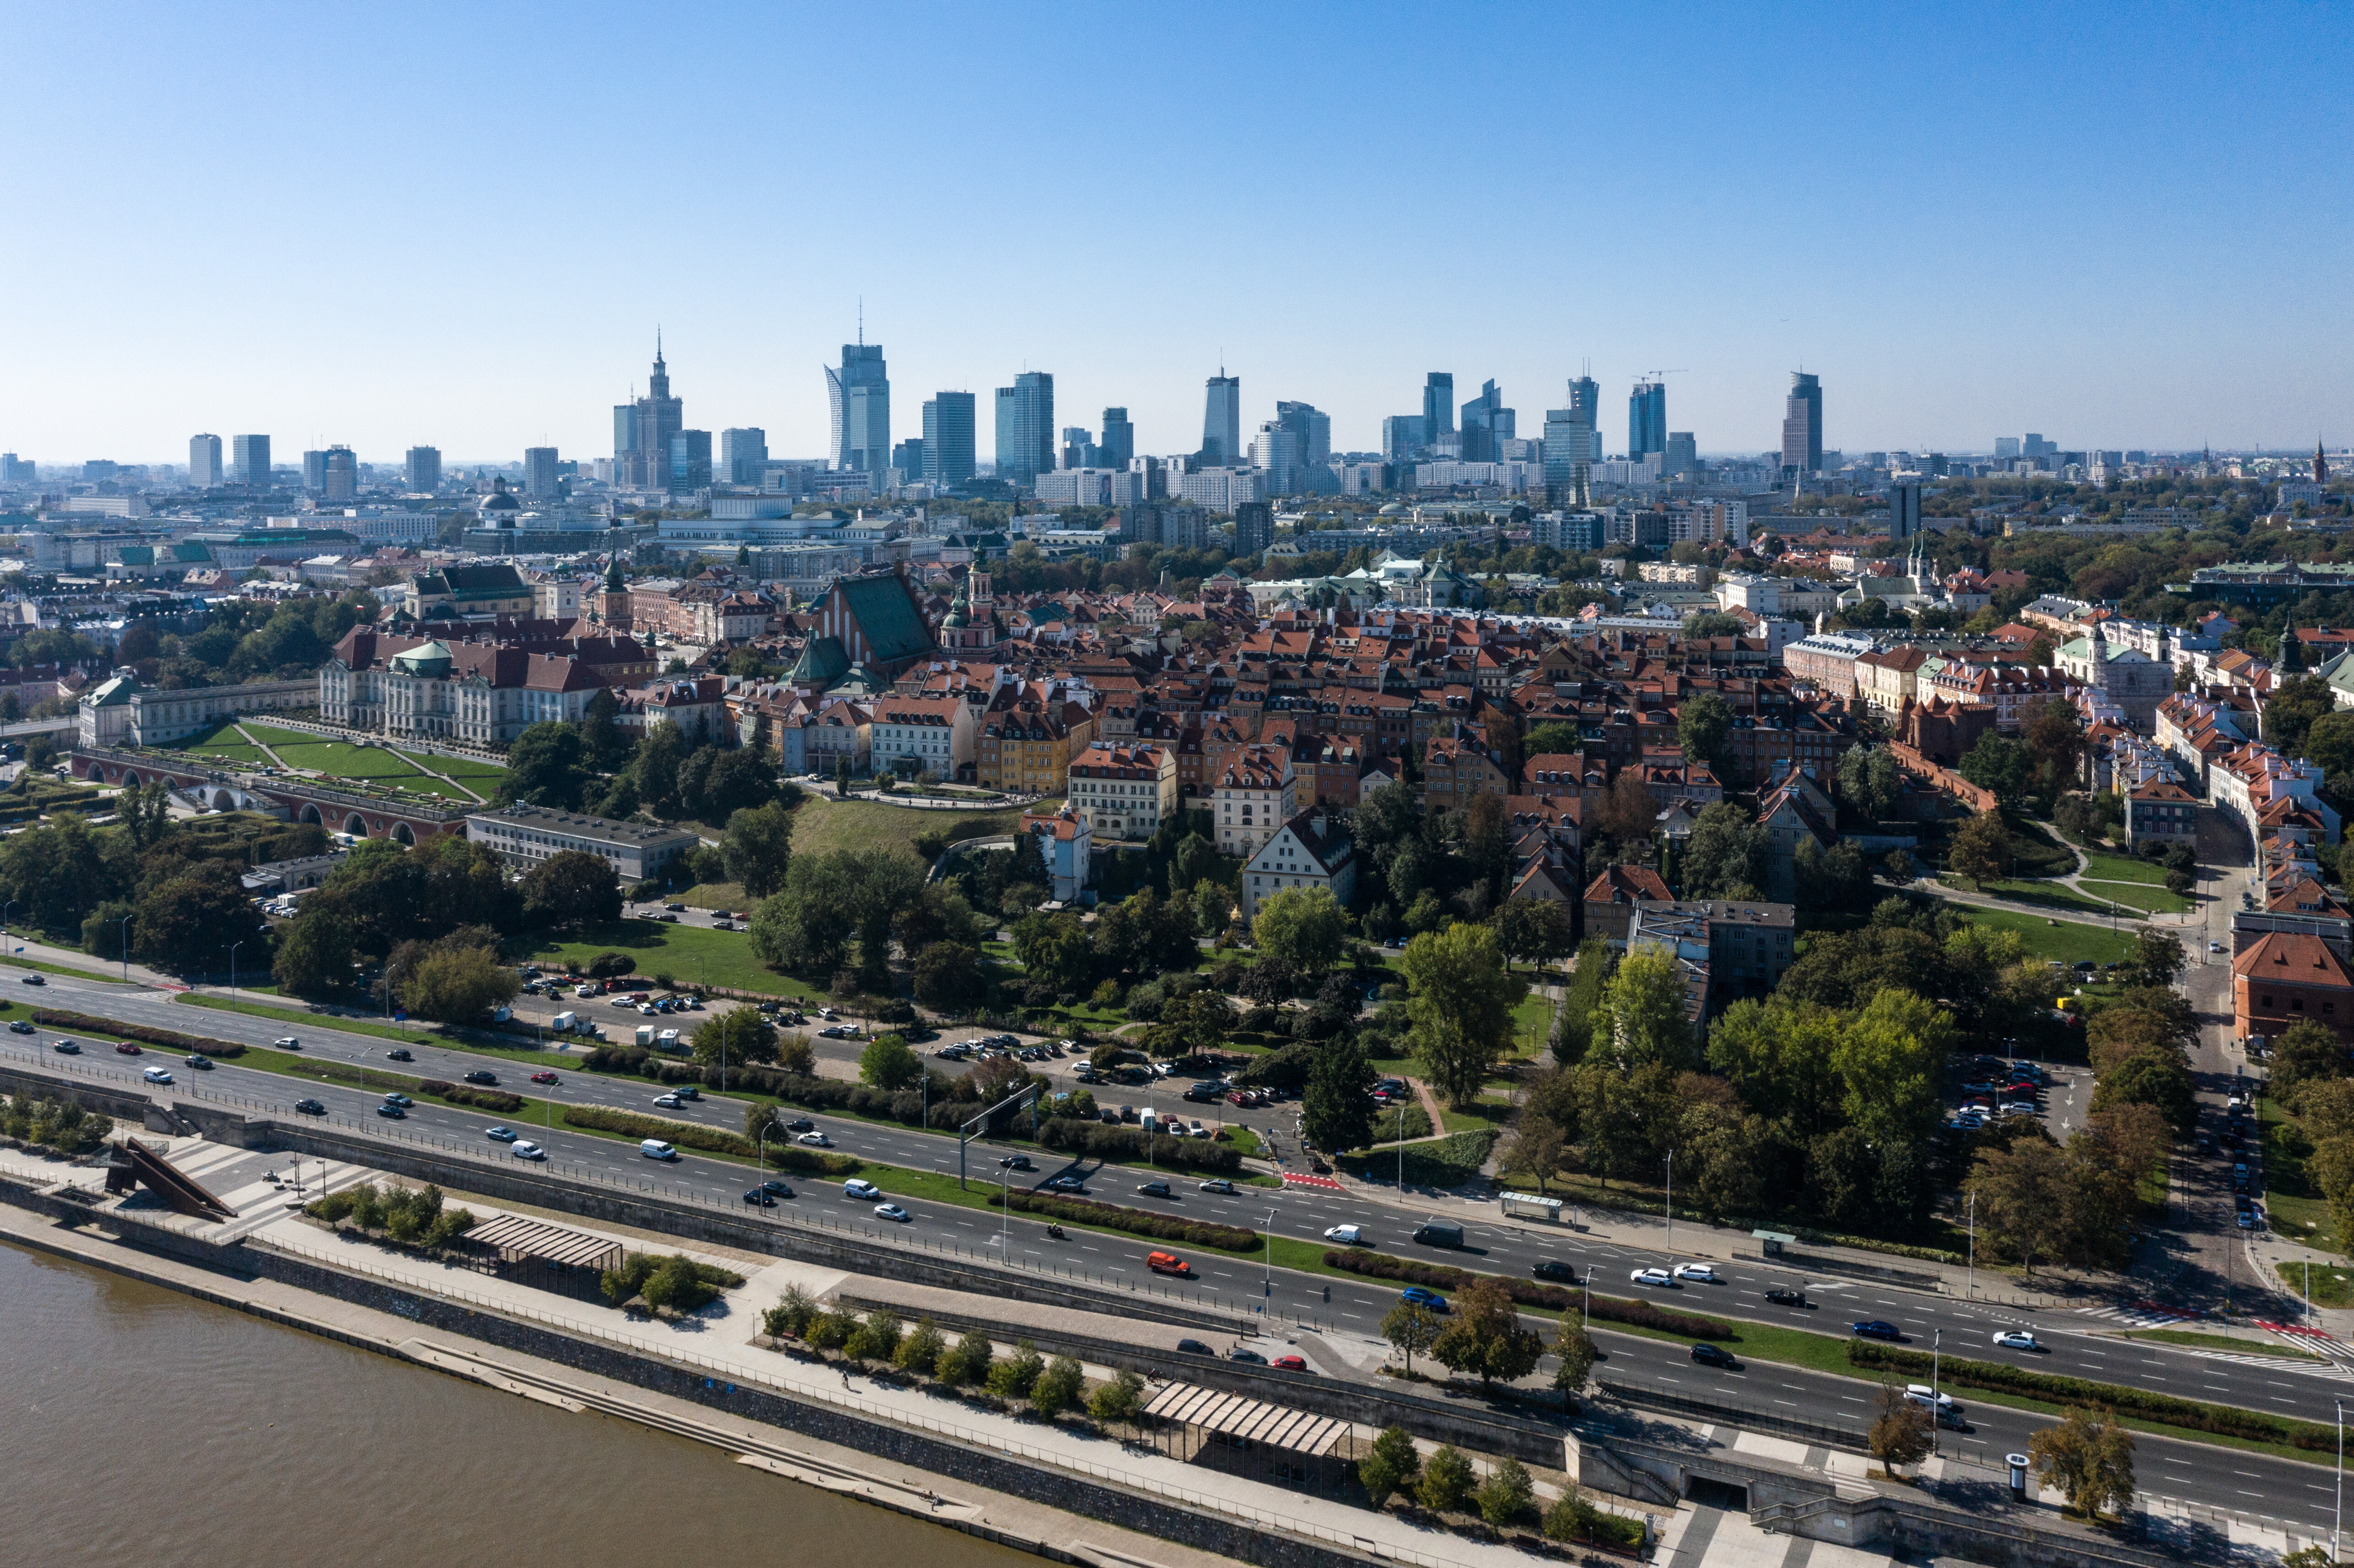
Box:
left=2269, top=1019, right=2349, bottom=1104
left=2116, top=925, right=2185, bottom=991
left=1957, top=733, right=2032, bottom=806
left=398, top=945, right=519, bottom=1025
left=633, top=720, right=689, bottom=814
left=1837, top=745, right=1901, bottom=822
left=1029, top=1355, right=1084, bottom=1418
left=120, top=781, right=175, bottom=851
left=131, top=862, right=260, bottom=974
left=523, top=850, right=623, bottom=931
left=1303, top=1034, right=1376, bottom=1157
left=2028, top=1407, right=2135, bottom=1520
left=1429, top=1277, right=1544, bottom=1388
left=1492, top=896, right=1571, bottom=973
left=2089, top=1047, right=2197, bottom=1136
left=1475, top=1457, right=1534, bottom=1527
left=1552, top=939, right=1615, bottom=1063
left=1379, top=1299, right=1441, bottom=1376
left=1252, top=885, right=1347, bottom=975
left=1677, top=690, right=1734, bottom=778
left=499, top=721, right=591, bottom=810
left=1966, top=1138, right=2072, bottom=1273
left=1399, top=921, right=1527, bottom=1107
left=1678, top=802, right=1768, bottom=898
left=1868, top=1382, right=1935, bottom=1475
left=1552, top=1319, right=1598, bottom=1399
left=911, top=940, right=987, bottom=1008
left=1356, top=1425, right=1420, bottom=1508
left=581, top=688, right=627, bottom=768
left=721, top=803, right=795, bottom=898
left=691, top=1006, right=778, bottom=1069
left=1416, top=1446, right=1475, bottom=1513
left=1831, top=987, right=1954, bottom=1146
left=1946, top=812, right=2015, bottom=888
left=2266, top=674, right=2336, bottom=757
left=1594, top=946, right=1694, bottom=1070
left=272, top=904, right=356, bottom=997
left=772, top=1031, right=816, bottom=1076
left=1497, top=1115, right=1567, bottom=1195
left=1086, top=1368, right=1146, bottom=1429
left=1595, top=770, right=1656, bottom=845
left=859, top=1032, right=923, bottom=1091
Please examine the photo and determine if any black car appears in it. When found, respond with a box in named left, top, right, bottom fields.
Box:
left=376, top=1104, right=405, bottom=1118
left=784, top=1118, right=815, bottom=1134
left=760, top=1178, right=794, bottom=1198
left=20, top=973, right=42, bottom=986
left=997, top=1154, right=1034, bottom=1171
left=1851, top=1319, right=1903, bottom=1341
left=1764, top=1287, right=1807, bottom=1306
left=461, top=1070, right=498, bottom=1086
left=1137, top=1180, right=1172, bottom=1198
left=386, top=1049, right=413, bottom=1062
left=1225, top=1347, right=1266, bottom=1364
left=1532, top=1260, right=1577, bottom=1283
left=7, top=1019, right=33, bottom=1034
left=184, top=1054, right=213, bottom=1070
left=293, top=1098, right=327, bottom=1115
left=1690, top=1342, right=1740, bottom=1368
left=743, top=1188, right=776, bottom=1207
left=1176, top=1338, right=1212, bottom=1355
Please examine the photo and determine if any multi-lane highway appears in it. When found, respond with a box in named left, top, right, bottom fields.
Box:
left=8, top=958, right=2353, bottom=1530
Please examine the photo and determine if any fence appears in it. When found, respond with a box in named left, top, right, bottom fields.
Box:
left=252, top=1232, right=1475, bottom=1568
left=1597, top=1379, right=1870, bottom=1453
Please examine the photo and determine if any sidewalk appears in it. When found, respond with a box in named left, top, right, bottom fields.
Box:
left=0, top=930, right=172, bottom=988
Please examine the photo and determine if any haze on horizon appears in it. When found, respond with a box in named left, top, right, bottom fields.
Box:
left=2, top=0, right=2345, bottom=467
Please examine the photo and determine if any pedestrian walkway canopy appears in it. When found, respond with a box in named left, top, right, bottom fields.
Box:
left=1142, top=1380, right=1356, bottom=1471
left=465, top=1213, right=625, bottom=1278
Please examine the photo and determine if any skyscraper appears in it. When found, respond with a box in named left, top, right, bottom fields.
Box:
left=1422, top=373, right=1456, bottom=440
left=1250, top=421, right=1300, bottom=496
left=1664, top=432, right=1698, bottom=477
left=1542, top=409, right=1592, bottom=500
left=232, top=433, right=271, bottom=487
left=1628, top=381, right=1666, bottom=460
left=302, top=449, right=329, bottom=492
left=618, top=339, right=683, bottom=490
left=405, top=446, right=442, bottom=492
left=1461, top=381, right=1510, bottom=463
left=188, top=434, right=222, bottom=489
left=993, top=372, right=1054, bottom=483
left=323, top=446, right=358, bottom=503
left=1099, top=408, right=1134, bottom=470
left=1889, top=480, right=1922, bottom=541
left=1201, top=372, right=1241, bottom=465
left=721, top=427, right=768, bottom=486
left=1381, top=415, right=1426, bottom=466
left=1781, top=372, right=1823, bottom=475
left=827, top=342, right=890, bottom=475
left=1275, top=401, right=1330, bottom=469
left=668, top=430, right=712, bottom=493
left=524, top=446, right=561, bottom=500
left=923, top=392, right=977, bottom=486
left=1060, top=427, right=1097, bottom=470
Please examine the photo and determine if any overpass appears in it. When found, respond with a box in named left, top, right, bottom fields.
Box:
left=68, top=745, right=471, bottom=844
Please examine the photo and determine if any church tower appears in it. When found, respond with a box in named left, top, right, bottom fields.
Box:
left=600, top=554, right=630, bottom=631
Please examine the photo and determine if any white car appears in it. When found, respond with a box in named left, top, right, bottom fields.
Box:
left=653, top=1093, right=683, bottom=1108
left=1671, top=1262, right=1718, bottom=1283
left=1991, top=1330, right=2040, bottom=1351
left=796, top=1130, right=831, bottom=1147
left=273, top=1036, right=301, bottom=1050
left=1629, top=1267, right=1674, bottom=1288
left=2209, top=940, right=2226, bottom=953
left=842, top=1178, right=881, bottom=1199
left=1903, top=1383, right=1960, bottom=1414
left=1324, top=1224, right=1365, bottom=1245
left=484, top=1125, right=518, bottom=1142
left=874, top=1202, right=910, bottom=1222
left=141, top=1066, right=174, bottom=1084
left=511, top=1140, right=544, bottom=1160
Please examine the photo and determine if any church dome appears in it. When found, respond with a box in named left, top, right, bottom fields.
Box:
left=482, top=477, right=522, bottom=518
left=390, top=639, right=453, bottom=677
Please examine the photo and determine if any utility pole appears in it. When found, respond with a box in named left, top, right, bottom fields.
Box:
left=1664, top=1148, right=1674, bottom=1257
left=1931, top=1328, right=1942, bottom=1455
left=1965, top=1191, right=1976, bottom=1301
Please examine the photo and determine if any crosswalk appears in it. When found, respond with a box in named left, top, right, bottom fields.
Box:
left=2074, top=1302, right=2202, bottom=1328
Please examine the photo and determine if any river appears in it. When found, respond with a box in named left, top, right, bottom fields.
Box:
left=0, top=1239, right=1029, bottom=1568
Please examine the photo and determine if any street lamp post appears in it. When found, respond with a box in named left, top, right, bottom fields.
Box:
left=1931, top=1328, right=1942, bottom=1455
left=1263, top=1207, right=1277, bottom=1304
left=1664, top=1148, right=1675, bottom=1258
left=229, top=940, right=248, bottom=996
left=2335, top=1397, right=2345, bottom=1567
left=1965, top=1191, right=1977, bottom=1302
left=117, top=913, right=132, bottom=981
left=1582, top=1265, right=1593, bottom=1330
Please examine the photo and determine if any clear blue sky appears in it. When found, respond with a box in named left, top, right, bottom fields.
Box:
left=4, top=0, right=2346, bottom=467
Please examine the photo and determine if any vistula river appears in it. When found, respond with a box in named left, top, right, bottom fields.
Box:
left=0, top=1238, right=1030, bottom=1568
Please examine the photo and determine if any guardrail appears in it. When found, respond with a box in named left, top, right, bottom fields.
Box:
left=256, top=1232, right=1473, bottom=1568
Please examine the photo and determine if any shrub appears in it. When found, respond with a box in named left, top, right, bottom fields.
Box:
left=894, top=1318, right=947, bottom=1374
left=843, top=1309, right=903, bottom=1363
left=1416, top=1447, right=1474, bottom=1513
left=1475, top=1456, right=1533, bottom=1526
left=1357, top=1424, right=1419, bottom=1508
left=1036, top=1116, right=1243, bottom=1175
left=33, top=1010, right=244, bottom=1057
left=602, top=1251, right=740, bottom=1311
left=563, top=1103, right=857, bottom=1174
left=1087, top=1368, right=1145, bottom=1427
left=985, top=1339, right=1045, bottom=1399
left=311, top=1181, right=476, bottom=1253
left=991, top=1191, right=1259, bottom=1250
left=762, top=1284, right=817, bottom=1339
left=1030, top=1355, right=1084, bottom=1418
left=940, top=1328, right=994, bottom=1387
left=416, top=1079, right=526, bottom=1114
left=1321, top=1249, right=1737, bottom=1339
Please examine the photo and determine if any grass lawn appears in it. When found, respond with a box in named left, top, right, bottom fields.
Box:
left=523, top=918, right=816, bottom=999
left=176, top=994, right=586, bottom=1069
left=2120, top=1328, right=2326, bottom=1361
left=1975, top=880, right=2117, bottom=914
left=2075, top=879, right=2193, bottom=914
left=672, top=881, right=748, bottom=911
left=1957, top=908, right=2137, bottom=966
left=2275, top=1260, right=2354, bottom=1309
left=164, top=720, right=272, bottom=768
left=422, top=753, right=511, bottom=787
left=2265, top=1190, right=2344, bottom=1254
left=788, top=795, right=1057, bottom=862
left=2079, top=853, right=2171, bottom=886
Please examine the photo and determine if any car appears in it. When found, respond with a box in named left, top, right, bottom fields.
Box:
left=184, top=1054, right=213, bottom=1070
left=1047, top=1175, right=1087, bottom=1193
left=385, top=1048, right=414, bottom=1062
left=1271, top=1354, right=1308, bottom=1371
left=843, top=1179, right=881, bottom=1199
left=1225, top=1347, right=1266, bottom=1364
left=1690, top=1342, right=1740, bottom=1368
left=382, top=1093, right=413, bottom=1107
left=274, top=1037, right=301, bottom=1051
left=50, top=1039, right=77, bottom=1054
left=511, top=1141, right=544, bottom=1159
left=20, top=973, right=43, bottom=985
left=1198, top=1179, right=1237, bottom=1195
left=996, top=1154, right=1035, bottom=1171
left=462, top=1071, right=498, bottom=1086
left=874, top=1202, right=910, bottom=1222
left=665, top=902, right=686, bottom=912
left=1903, top=1383, right=1961, bottom=1415
left=7, top=1020, right=32, bottom=1034
left=376, top=1104, right=405, bottom=1118
left=744, top=1187, right=776, bottom=1207
left=1532, top=1260, right=1577, bottom=1283
left=1629, top=1267, right=1674, bottom=1288
left=530, top=1071, right=559, bottom=1085
left=1764, top=1287, right=1807, bottom=1306
left=2210, top=940, right=2226, bottom=953
left=114, top=1042, right=142, bottom=1055
left=293, top=1098, right=326, bottom=1115
left=1992, top=1330, right=2041, bottom=1351
left=784, top=1118, right=815, bottom=1133
left=796, top=1131, right=831, bottom=1147
left=1672, top=1262, right=1719, bottom=1284
left=1999, top=1101, right=2039, bottom=1118
left=1851, top=1320, right=1903, bottom=1341
left=759, top=1178, right=794, bottom=1198
left=1325, top=1224, right=1366, bottom=1245
left=653, top=1093, right=683, bottom=1108
left=485, top=1125, right=518, bottom=1142
left=142, top=1066, right=174, bottom=1084
left=1399, top=1287, right=1450, bottom=1313
left=2237, top=1209, right=2259, bottom=1229
left=1137, top=1180, right=1172, bottom=1198
left=1176, top=1338, right=1213, bottom=1355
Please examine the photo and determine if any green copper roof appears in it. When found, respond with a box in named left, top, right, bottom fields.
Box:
left=788, top=634, right=850, bottom=688
left=834, top=574, right=935, bottom=665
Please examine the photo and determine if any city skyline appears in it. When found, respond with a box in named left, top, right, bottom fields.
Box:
left=2, top=1, right=2346, bottom=463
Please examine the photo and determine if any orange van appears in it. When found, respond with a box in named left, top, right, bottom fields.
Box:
left=1146, top=1251, right=1192, bottom=1276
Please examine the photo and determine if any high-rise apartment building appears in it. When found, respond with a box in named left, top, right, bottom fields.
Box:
left=1889, top=481, right=1922, bottom=541
left=994, top=372, right=1054, bottom=483
left=827, top=342, right=890, bottom=475
left=188, top=434, right=222, bottom=489
left=1232, top=500, right=1274, bottom=557
left=923, top=392, right=977, bottom=486
left=302, top=449, right=329, bottom=492
left=1781, top=372, right=1823, bottom=475
left=1274, top=401, right=1331, bottom=470
left=405, top=446, right=442, bottom=492
left=2021, top=433, right=2057, bottom=458
left=1422, top=373, right=1455, bottom=441
left=1664, top=432, right=1698, bottom=476
left=1250, top=422, right=1299, bottom=496
left=0, top=455, right=33, bottom=485
left=668, top=430, right=712, bottom=493
left=1993, top=437, right=2022, bottom=460
left=1460, top=381, right=1511, bottom=464
left=524, top=446, right=561, bottom=500
left=1201, top=373, right=1241, bottom=465
left=721, top=427, right=768, bottom=487
left=232, top=433, right=271, bottom=487
left=322, top=446, right=358, bottom=503
left=1099, top=408, right=1134, bottom=470
left=1628, top=381, right=1667, bottom=459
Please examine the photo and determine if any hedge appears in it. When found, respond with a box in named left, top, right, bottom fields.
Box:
left=1340, top=1130, right=1498, bottom=1190
left=586, top=1049, right=973, bottom=1132
left=990, top=1190, right=1259, bottom=1251
left=559, top=1103, right=862, bottom=1174
left=1038, top=1117, right=1242, bottom=1175
left=1845, top=1342, right=2338, bottom=1451
left=34, top=1010, right=246, bottom=1058
left=1319, top=1249, right=1740, bottom=1340
left=416, top=1079, right=525, bottom=1114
